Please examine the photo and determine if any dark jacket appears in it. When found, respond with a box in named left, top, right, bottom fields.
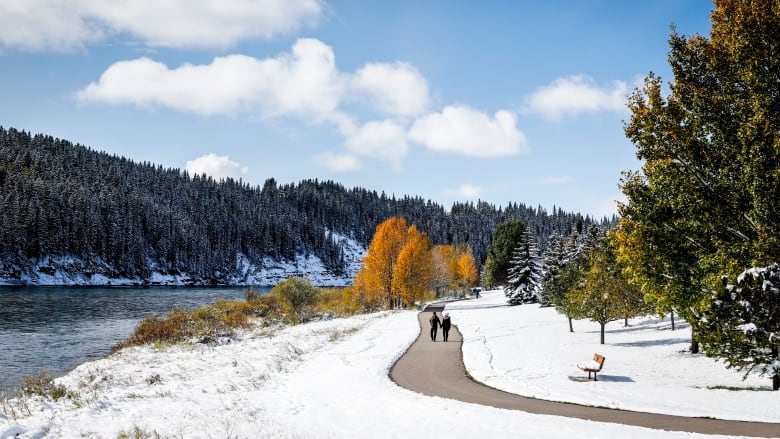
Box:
left=442, top=316, right=451, bottom=330
left=429, top=313, right=441, bottom=328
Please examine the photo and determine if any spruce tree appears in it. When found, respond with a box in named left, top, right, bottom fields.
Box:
left=505, top=231, right=541, bottom=305
left=693, top=265, right=780, bottom=390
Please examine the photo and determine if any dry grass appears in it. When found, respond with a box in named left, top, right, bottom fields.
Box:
left=118, top=282, right=420, bottom=349
left=317, top=286, right=362, bottom=317
left=118, top=298, right=258, bottom=349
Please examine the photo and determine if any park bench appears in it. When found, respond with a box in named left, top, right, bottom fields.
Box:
left=577, top=353, right=606, bottom=381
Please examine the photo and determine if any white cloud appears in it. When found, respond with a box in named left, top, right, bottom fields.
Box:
left=526, top=75, right=628, bottom=120
left=444, top=184, right=481, bottom=200
left=351, top=62, right=430, bottom=116
left=77, top=39, right=345, bottom=118
left=344, top=120, right=409, bottom=170
left=186, top=153, right=248, bottom=180
left=0, top=0, right=323, bottom=51
left=0, top=0, right=104, bottom=51
left=408, top=105, right=528, bottom=158
left=314, top=152, right=363, bottom=172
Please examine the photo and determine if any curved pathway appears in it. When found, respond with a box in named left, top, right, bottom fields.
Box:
left=390, top=303, right=780, bottom=437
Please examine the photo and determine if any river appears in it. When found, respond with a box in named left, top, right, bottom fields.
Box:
left=0, top=286, right=270, bottom=392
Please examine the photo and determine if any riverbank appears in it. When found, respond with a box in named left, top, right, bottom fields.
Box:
left=2, top=290, right=777, bottom=438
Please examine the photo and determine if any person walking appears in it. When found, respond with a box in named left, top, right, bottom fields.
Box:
left=441, top=313, right=451, bottom=342
left=429, top=312, right=441, bottom=341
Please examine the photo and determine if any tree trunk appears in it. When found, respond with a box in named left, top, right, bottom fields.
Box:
left=670, top=310, right=675, bottom=331
left=568, top=316, right=574, bottom=333
left=600, top=322, right=606, bottom=344
left=773, top=347, right=779, bottom=391
left=690, top=328, right=699, bottom=354
left=624, top=317, right=629, bottom=327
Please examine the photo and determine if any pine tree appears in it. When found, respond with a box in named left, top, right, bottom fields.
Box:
left=693, top=265, right=780, bottom=390
left=505, top=231, right=541, bottom=305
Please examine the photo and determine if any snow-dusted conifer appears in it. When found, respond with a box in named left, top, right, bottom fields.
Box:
left=693, top=264, right=780, bottom=391
left=505, top=230, right=541, bottom=305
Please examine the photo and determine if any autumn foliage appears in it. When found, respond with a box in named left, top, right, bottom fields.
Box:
left=351, top=217, right=479, bottom=310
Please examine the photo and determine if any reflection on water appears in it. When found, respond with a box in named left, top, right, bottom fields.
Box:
left=0, top=286, right=268, bottom=391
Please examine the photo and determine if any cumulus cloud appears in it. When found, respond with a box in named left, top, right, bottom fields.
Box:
left=314, top=152, right=363, bottom=172
left=350, top=62, right=430, bottom=116
left=186, top=153, right=248, bottom=181
left=0, top=0, right=323, bottom=51
left=408, top=105, right=528, bottom=157
left=443, top=184, right=481, bottom=200
left=525, top=75, right=628, bottom=120
left=0, top=1, right=105, bottom=51
left=76, top=37, right=528, bottom=170
left=77, top=39, right=344, bottom=118
left=344, top=119, right=409, bottom=170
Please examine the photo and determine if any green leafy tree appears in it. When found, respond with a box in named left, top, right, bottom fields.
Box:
left=569, top=236, right=646, bottom=344
left=693, top=265, right=780, bottom=390
left=480, top=254, right=496, bottom=288
left=619, top=0, right=780, bottom=353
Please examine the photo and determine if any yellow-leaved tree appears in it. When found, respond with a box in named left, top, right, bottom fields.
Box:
left=455, top=246, right=479, bottom=289
left=356, top=217, right=409, bottom=309
left=392, top=225, right=434, bottom=307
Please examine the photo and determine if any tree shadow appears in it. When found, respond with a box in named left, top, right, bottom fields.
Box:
left=568, top=375, right=634, bottom=383
left=611, top=337, right=689, bottom=347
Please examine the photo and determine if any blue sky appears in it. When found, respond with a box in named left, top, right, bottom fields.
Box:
left=0, top=1, right=713, bottom=218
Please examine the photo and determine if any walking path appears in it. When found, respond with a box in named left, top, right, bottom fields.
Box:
left=390, top=303, right=780, bottom=438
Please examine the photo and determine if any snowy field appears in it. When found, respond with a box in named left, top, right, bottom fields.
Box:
left=1, top=289, right=778, bottom=438
left=448, top=289, right=780, bottom=422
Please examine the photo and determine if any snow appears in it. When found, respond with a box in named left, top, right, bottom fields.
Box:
left=2, top=289, right=778, bottom=438
left=448, top=291, right=779, bottom=423
left=577, top=360, right=602, bottom=370
left=0, top=233, right=367, bottom=287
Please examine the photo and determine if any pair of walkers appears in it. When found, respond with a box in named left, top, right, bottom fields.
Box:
left=429, top=311, right=451, bottom=342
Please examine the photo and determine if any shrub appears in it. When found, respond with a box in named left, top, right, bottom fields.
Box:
left=271, top=277, right=321, bottom=324
left=119, top=300, right=253, bottom=348
left=317, top=287, right=361, bottom=317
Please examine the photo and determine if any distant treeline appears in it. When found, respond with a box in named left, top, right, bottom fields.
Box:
left=0, top=126, right=614, bottom=283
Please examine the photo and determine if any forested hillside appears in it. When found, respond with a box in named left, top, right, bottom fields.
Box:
left=0, top=127, right=613, bottom=285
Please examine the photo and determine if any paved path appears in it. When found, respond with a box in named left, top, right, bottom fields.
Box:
left=390, top=303, right=780, bottom=437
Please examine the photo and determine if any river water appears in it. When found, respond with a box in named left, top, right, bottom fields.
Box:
left=0, top=286, right=269, bottom=392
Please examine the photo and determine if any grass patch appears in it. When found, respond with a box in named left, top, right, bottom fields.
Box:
left=20, top=371, right=69, bottom=401
left=705, top=384, right=770, bottom=391
left=117, top=280, right=416, bottom=350
left=328, top=327, right=360, bottom=342
left=117, top=425, right=165, bottom=439
left=117, top=298, right=259, bottom=349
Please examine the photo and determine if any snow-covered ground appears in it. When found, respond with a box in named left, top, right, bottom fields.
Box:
left=1, top=289, right=778, bottom=438
left=1, top=233, right=366, bottom=287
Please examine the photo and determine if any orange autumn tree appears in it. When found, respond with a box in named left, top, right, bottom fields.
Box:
left=430, top=244, right=479, bottom=296
left=455, top=246, right=479, bottom=289
left=393, top=225, right=434, bottom=307
left=355, top=217, right=409, bottom=309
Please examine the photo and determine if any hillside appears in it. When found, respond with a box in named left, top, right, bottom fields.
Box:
left=0, top=127, right=613, bottom=286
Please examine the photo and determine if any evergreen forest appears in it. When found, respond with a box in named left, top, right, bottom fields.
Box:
left=0, top=126, right=613, bottom=285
